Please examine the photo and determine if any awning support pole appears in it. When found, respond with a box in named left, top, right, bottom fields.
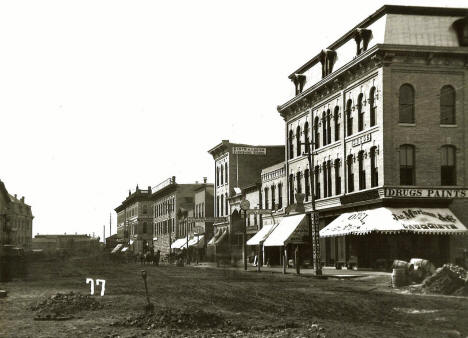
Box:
left=295, top=245, right=300, bottom=275
left=257, top=244, right=261, bottom=272
left=283, top=246, right=287, bottom=274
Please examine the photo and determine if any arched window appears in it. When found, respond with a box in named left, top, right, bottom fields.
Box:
left=220, top=194, right=224, bottom=216
left=334, top=159, right=341, bottom=195
left=314, top=116, right=320, bottom=149
left=296, top=172, right=302, bottom=194
left=216, top=167, right=219, bottom=186
left=347, top=155, right=354, bottom=192
left=304, top=121, right=310, bottom=152
left=440, top=85, right=455, bottom=125
left=358, top=151, right=366, bottom=190
left=357, top=93, right=364, bottom=132
left=304, top=169, right=310, bottom=201
left=296, top=125, right=302, bottom=157
left=322, top=112, right=327, bottom=146
left=369, top=87, right=376, bottom=127
left=327, top=160, right=332, bottom=196
left=264, top=187, right=269, bottom=209
left=370, top=146, right=378, bottom=187
left=278, top=183, right=283, bottom=209
left=334, top=106, right=340, bottom=141
left=216, top=196, right=220, bottom=217
left=314, top=166, right=320, bottom=199
left=220, top=165, right=224, bottom=185
left=289, top=130, right=294, bottom=159
left=225, top=193, right=228, bottom=215
left=346, top=99, right=353, bottom=136
left=143, top=222, right=147, bottom=233
left=326, top=110, right=332, bottom=144
left=323, top=161, right=328, bottom=198
left=225, top=162, right=228, bottom=183
left=441, top=145, right=456, bottom=185
left=399, top=84, right=415, bottom=123
left=399, top=144, right=415, bottom=185
left=271, top=185, right=276, bottom=210
left=289, top=174, right=294, bottom=204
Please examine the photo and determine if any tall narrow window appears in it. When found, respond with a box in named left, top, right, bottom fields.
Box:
left=271, top=185, right=276, bottom=210
left=314, top=166, right=321, bottom=199
left=346, top=99, right=353, bottom=136
left=327, top=110, right=332, bottom=144
left=225, top=162, right=228, bottom=183
left=327, top=160, right=332, bottom=196
left=334, top=106, right=340, bottom=141
left=220, top=165, right=224, bottom=185
left=289, top=174, right=294, bottom=204
left=358, top=151, right=366, bottom=190
left=265, top=187, right=269, bottom=209
left=304, top=121, right=310, bottom=153
left=296, top=172, right=302, bottom=194
left=369, top=87, right=376, bottom=127
left=220, top=195, right=224, bottom=216
left=347, top=155, right=354, bottom=192
left=357, top=93, right=364, bottom=132
left=440, top=85, right=456, bottom=125
left=322, top=112, right=327, bottom=146
left=399, top=84, right=415, bottom=123
left=335, top=159, right=341, bottom=195
left=296, top=125, right=302, bottom=157
left=323, top=162, right=328, bottom=197
left=216, top=167, right=219, bottom=186
left=278, top=183, right=283, bottom=209
left=304, top=169, right=310, bottom=201
left=400, top=144, right=415, bottom=185
left=314, top=116, right=320, bottom=149
left=441, top=145, right=456, bottom=185
left=370, top=146, right=378, bottom=187
left=289, top=130, right=294, bottom=159
left=225, top=193, right=228, bottom=215
left=216, top=196, right=220, bottom=217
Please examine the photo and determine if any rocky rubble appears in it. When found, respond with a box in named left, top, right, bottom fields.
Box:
left=411, top=264, right=468, bottom=295
left=30, top=291, right=103, bottom=316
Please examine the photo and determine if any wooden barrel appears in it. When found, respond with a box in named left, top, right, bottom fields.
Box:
left=392, top=268, right=407, bottom=288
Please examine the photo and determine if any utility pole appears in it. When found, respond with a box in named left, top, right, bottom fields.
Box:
left=240, top=199, right=250, bottom=271
left=303, top=139, right=322, bottom=276
left=103, top=225, right=106, bottom=245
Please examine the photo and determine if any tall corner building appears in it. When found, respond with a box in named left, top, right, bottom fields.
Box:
left=276, top=5, right=468, bottom=268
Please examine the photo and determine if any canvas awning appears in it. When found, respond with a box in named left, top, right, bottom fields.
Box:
left=207, top=229, right=221, bottom=246
left=263, top=214, right=308, bottom=247
left=121, top=247, right=129, bottom=252
left=214, top=229, right=228, bottom=245
left=247, top=224, right=278, bottom=246
left=188, top=235, right=205, bottom=248
left=320, top=207, right=468, bottom=238
left=170, top=238, right=188, bottom=249
left=111, top=244, right=123, bottom=253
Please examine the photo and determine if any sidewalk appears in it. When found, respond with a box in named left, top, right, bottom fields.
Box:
left=189, top=261, right=390, bottom=278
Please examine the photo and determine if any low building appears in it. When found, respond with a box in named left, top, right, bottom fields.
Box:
left=0, top=180, right=33, bottom=250
left=32, top=234, right=100, bottom=254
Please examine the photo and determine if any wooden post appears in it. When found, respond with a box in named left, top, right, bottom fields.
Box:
left=257, top=244, right=261, bottom=272
left=243, top=210, right=247, bottom=271
left=295, top=245, right=300, bottom=275
left=283, top=246, right=287, bottom=274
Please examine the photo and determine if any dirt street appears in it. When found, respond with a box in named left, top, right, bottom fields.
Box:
left=1, top=255, right=467, bottom=337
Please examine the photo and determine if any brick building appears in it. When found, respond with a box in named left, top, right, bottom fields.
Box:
left=114, top=185, right=154, bottom=253
left=152, top=177, right=208, bottom=255
left=273, top=5, right=468, bottom=269
left=0, top=180, right=33, bottom=250
left=207, top=140, right=284, bottom=264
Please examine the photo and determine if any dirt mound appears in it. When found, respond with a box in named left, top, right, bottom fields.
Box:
left=112, top=307, right=225, bottom=330
left=30, top=291, right=103, bottom=315
left=421, top=264, right=468, bottom=295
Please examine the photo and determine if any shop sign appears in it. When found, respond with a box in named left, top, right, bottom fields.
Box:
left=232, top=147, right=266, bottom=155
left=340, top=189, right=380, bottom=204
left=351, top=133, right=372, bottom=147
left=186, top=217, right=227, bottom=223
left=384, top=187, right=468, bottom=199
left=246, top=209, right=274, bottom=215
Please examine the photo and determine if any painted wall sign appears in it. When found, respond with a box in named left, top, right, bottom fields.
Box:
left=384, top=187, right=468, bottom=199
left=351, top=133, right=372, bottom=147
left=232, top=147, right=266, bottom=155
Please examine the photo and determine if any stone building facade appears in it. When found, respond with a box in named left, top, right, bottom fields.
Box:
left=276, top=5, right=468, bottom=268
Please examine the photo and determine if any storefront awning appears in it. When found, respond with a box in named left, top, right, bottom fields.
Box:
left=214, top=229, right=228, bottom=245
left=121, top=247, right=129, bottom=252
left=111, top=244, right=123, bottom=253
left=188, top=235, right=205, bottom=248
left=247, top=224, right=278, bottom=246
left=320, top=207, right=468, bottom=238
left=263, top=214, right=308, bottom=247
left=170, top=238, right=188, bottom=249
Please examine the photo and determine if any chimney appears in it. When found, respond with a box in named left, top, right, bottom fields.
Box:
left=14, top=194, right=17, bottom=199
left=128, top=190, right=131, bottom=196
left=147, top=186, right=151, bottom=193
left=172, top=176, right=176, bottom=183
left=21, top=196, right=25, bottom=203
left=195, top=181, right=199, bottom=184
left=203, top=177, right=207, bottom=183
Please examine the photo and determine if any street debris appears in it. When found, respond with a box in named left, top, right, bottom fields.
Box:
left=408, top=264, right=468, bottom=295
left=30, top=291, right=103, bottom=318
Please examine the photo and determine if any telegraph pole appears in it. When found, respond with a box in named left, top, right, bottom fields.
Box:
left=240, top=199, right=250, bottom=271
left=303, top=140, right=322, bottom=276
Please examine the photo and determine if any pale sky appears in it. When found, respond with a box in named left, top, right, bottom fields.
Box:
left=1, top=0, right=466, bottom=238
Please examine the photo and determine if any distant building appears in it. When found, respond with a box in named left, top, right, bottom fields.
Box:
left=0, top=180, right=33, bottom=250
left=32, top=234, right=99, bottom=253
left=114, top=185, right=154, bottom=253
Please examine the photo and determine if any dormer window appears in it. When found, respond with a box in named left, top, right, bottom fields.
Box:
left=354, top=28, right=372, bottom=55
left=319, top=49, right=337, bottom=78
left=291, top=74, right=307, bottom=95
left=453, top=17, right=468, bottom=46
